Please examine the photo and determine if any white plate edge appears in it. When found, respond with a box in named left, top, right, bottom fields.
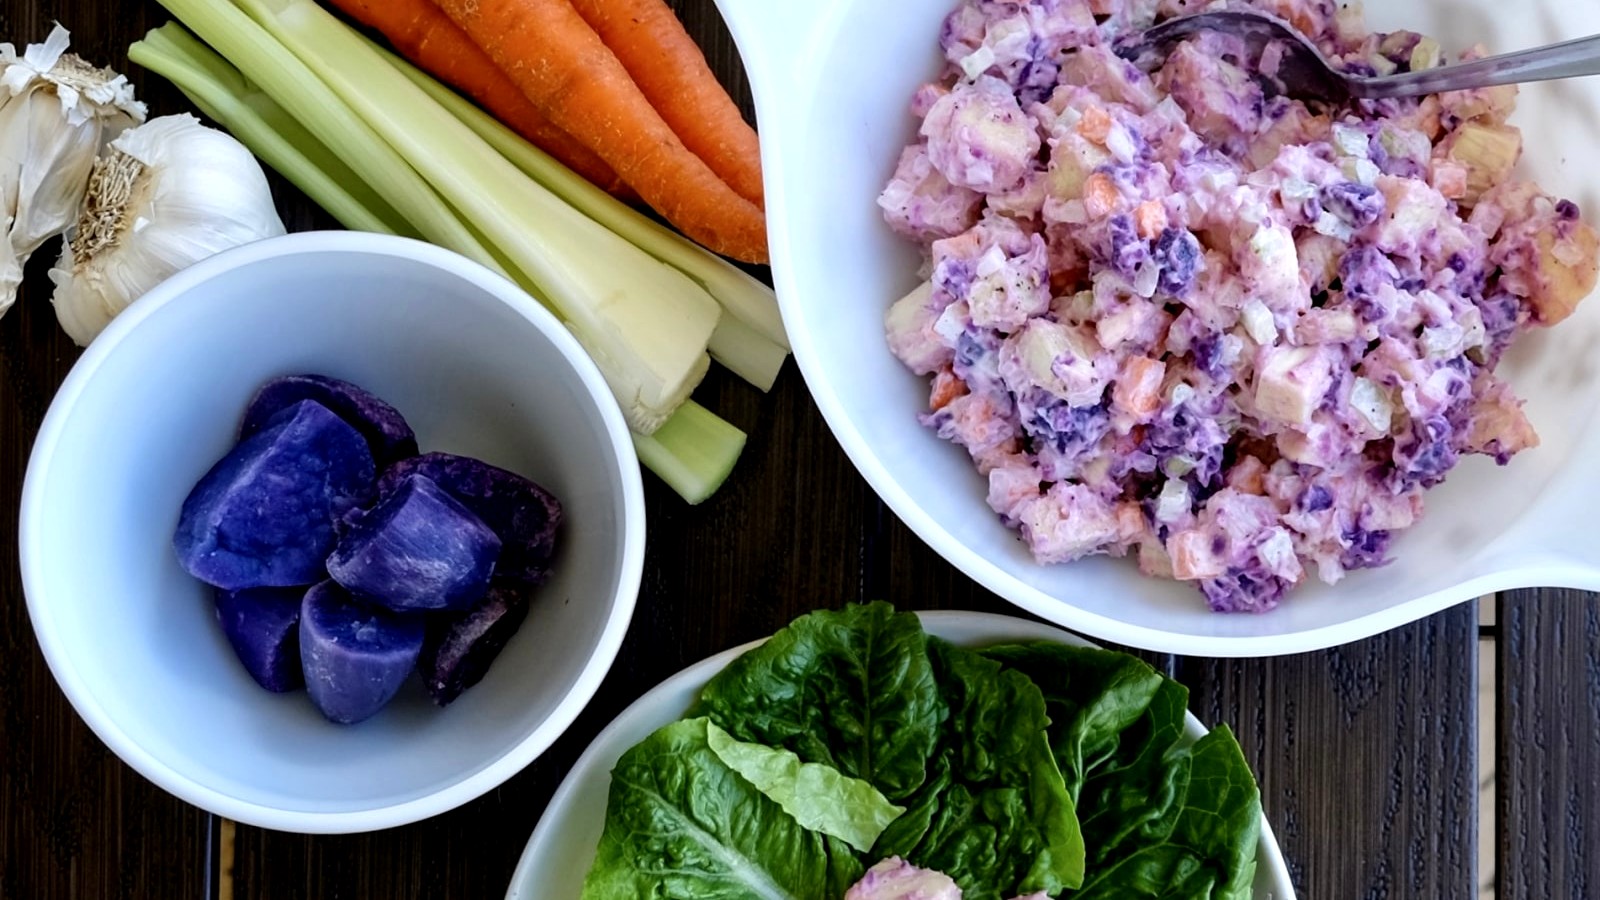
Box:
left=505, top=609, right=1296, bottom=900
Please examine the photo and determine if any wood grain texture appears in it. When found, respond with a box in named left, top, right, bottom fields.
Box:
left=1179, top=603, right=1480, bottom=899
left=0, top=4, right=218, bottom=898
left=1498, top=589, right=1600, bottom=900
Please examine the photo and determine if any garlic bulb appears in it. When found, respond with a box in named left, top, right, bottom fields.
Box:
left=0, top=24, right=146, bottom=318
left=50, top=114, right=286, bottom=345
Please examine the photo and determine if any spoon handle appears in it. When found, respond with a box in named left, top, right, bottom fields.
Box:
left=1353, top=33, right=1600, bottom=99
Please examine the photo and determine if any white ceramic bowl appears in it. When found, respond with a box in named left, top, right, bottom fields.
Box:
left=505, top=611, right=1296, bottom=900
left=19, top=232, right=645, bottom=833
left=722, top=0, right=1600, bottom=656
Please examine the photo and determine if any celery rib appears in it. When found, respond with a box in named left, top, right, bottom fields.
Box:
left=379, top=41, right=791, bottom=392
left=137, top=5, right=751, bottom=503
left=234, top=0, right=720, bottom=434
left=153, top=0, right=503, bottom=275
left=129, top=24, right=414, bottom=238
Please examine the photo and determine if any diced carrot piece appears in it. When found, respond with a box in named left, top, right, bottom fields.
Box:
left=1082, top=172, right=1119, bottom=219
left=1133, top=201, right=1168, bottom=239
left=1430, top=161, right=1468, bottom=199
left=1169, top=530, right=1225, bottom=581
left=1077, top=105, right=1113, bottom=144
left=929, top=366, right=968, bottom=411
left=1115, top=501, right=1146, bottom=541
left=1112, top=356, right=1165, bottom=418
left=1225, top=455, right=1268, bottom=495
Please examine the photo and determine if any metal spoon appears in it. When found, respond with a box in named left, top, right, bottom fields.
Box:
left=1113, top=9, right=1600, bottom=104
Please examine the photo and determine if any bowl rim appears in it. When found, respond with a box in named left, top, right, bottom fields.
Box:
left=728, top=0, right=1600, bottom=658
left=17, top=231, right=647, bottom=833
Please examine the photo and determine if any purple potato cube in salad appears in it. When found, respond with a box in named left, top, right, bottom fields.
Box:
left=240, top=374, right=418, bottom=467
left=878, top=0, right=1600, bottom=612
left=214, top=586, right=307, bottom=693
left=174, top=399, right=375, bottom=590
left=327, top=473, right=501, bottom=612
left=377, top=452, right=562, bottom=588
left=299, top=580, right=424, bottom=725
left=419, top=584, right=531, bottom=706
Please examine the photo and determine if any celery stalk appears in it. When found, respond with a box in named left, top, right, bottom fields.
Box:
left=377, top=42, right=792, bottom=390
left=129, top=24, right=414, bottom=238
left=705, top=314, right=789, bottom=392
left=633, top=401, right=747, bottom=505
left=233, top=0, right=720, bottom=435
left=136, top=8, right=750, bottom=503
left=151, top=0, right=502, bottom=275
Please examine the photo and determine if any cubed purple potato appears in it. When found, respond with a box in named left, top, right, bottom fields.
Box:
left=378, top=453, right=562, bottom=587
left=240, top=374, right=418, bottom=467
left=175, top=400, right=376, bottom=589
left=326, top=473, right=501, bottom=611
left=214, top=586, right=307, bottom=692
left=299, top=580, right=425, bottom=725
left=420, top=584, right=531, bottom=706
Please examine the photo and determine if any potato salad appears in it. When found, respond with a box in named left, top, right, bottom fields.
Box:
left=880, top=0, right=1600, bottom=612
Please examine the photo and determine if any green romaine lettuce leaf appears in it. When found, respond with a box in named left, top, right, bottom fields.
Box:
left=1168, top=726, right=1261, bottom=900
left=1076, top=679, right=1191, bottom=865
left=979, top=643, right=1166, bottom=795
left=706, top=721, right=906, bottom=853
left=984, top=642, right=1261, bottom=900
left=1065, top=728, right=1261, bottom=899
left=580, top=717, right=862, bottom=900
left=873, top=639, right=1086, bottom=900
left=695, top=602, right=944, bottom=802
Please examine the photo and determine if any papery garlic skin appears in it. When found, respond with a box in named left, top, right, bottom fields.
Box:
left=50, top=114, right=286, bottom=345
left=0, top=24, right=146, bottom=317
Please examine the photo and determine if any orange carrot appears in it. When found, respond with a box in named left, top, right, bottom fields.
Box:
left=566, top=0, right=765, bottom=208
left=327, top=0, right=633, bottom=198
left=434, top=0, right=769, bottom=263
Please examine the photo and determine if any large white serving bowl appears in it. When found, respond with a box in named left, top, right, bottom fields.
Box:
left=720, top=0, right=1600, bottom=655
left=506, top=610, right=1296, bottom=899
left=19, top=232, right=645, bottom=833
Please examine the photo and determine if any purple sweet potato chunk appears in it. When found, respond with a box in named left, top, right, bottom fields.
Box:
left=175, top=400, right=376, bottom=589
left=378, top=453, right=562, bottom=587
left=299, top=580, right=424, bottom=724
left=241, top=374, right=418, bottom=467
left=214, top=586, right=306, bottom=692
left=327, top=473, right=501, bottom=611
left=419, top=584, right=531, bottom=706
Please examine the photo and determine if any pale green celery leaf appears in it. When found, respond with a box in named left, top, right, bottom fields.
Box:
left=706, top=721, right=905, bottom=854
left=875, top=639, right=1087, bottom=900
left=694, top=602, right=945, bottom=804
left=581, top=718, right=861, bottom=900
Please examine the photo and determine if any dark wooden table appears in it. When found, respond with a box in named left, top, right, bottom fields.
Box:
left=2, top=2, right=1597, bottom=898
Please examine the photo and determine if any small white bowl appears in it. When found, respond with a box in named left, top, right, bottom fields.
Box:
left=19, top=232, right=645, bottom=833
left=720, top=0, right=1600, bottom=656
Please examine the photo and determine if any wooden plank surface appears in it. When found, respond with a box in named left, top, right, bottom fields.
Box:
left=0, top=1, right=1528, bottom=899
left=0, top=4, right=217, bottom=896
left=1180, top=605, right=1480, bottom=898
left=1498, top=589, right=1600, bottom=900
